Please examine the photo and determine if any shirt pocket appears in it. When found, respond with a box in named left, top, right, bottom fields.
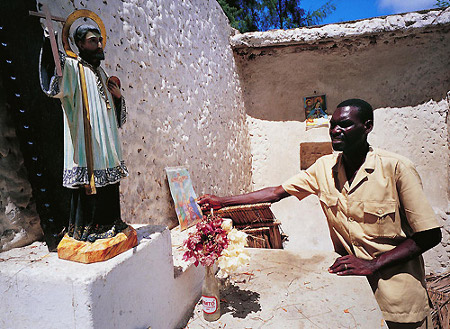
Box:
left=362, top=201, right=400, bottom=238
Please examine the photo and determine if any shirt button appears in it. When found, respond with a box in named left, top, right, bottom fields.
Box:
left=348, top=217, right=354, bottom=222
left=377, top=209, right=383, bottom=215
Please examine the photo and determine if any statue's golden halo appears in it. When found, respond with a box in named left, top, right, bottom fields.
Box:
left=62, top=9, right=106, bottom=58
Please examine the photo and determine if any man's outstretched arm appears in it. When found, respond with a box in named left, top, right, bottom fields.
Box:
left=197, top=185, right=290, bottom=212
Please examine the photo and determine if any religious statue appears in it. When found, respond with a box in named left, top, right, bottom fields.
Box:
left=38, top=9, right=136, bottom=261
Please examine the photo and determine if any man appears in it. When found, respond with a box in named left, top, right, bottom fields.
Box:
left=198, top=99, right=441, bottom=329
left=41, top=24, right=128, bottom=242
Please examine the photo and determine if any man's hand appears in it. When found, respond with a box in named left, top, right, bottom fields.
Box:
left=107, top=80, right=122, bottom=99
left=197, top=194, right=224, bottom=212
left=328, top=228, right=441, bottom=277
left=328, top=255, right=378, bottom=276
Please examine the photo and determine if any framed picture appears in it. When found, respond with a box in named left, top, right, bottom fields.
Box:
left=165, top=166, right=203, bottom=230
left=304, top=94, right=328, bottom=129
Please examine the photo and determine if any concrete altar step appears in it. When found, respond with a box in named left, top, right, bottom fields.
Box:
left=0, top=225, right=203, bottom=329
left=0, top=227, right=387, bottom=329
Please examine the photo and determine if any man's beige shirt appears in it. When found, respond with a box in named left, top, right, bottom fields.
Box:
left=282, top=147, right=439, bottom=323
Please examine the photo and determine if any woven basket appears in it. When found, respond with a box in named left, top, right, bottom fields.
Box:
left=217, top=203, right=283, bottom=249
left=426, top=270, right=449, bottom=329
left=216, top=203, right=274, bottom=225
left=244, top=227, right=271, bottom=248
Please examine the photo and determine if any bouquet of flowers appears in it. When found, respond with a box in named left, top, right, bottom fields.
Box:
left=217, top=218, right=249, bottom=278
left=182, top=214, right=249, bottom=276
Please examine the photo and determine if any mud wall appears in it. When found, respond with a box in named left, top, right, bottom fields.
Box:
left=234, top=10, right=450, bottom=272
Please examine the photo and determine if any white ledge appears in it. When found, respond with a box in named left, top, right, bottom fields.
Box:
left=231, top=8, right=450, bottom=49
left=171, top=224, right=198, bottom=277
left=0, top=224, right=204, bottom=329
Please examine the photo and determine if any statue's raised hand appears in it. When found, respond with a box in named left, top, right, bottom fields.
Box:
left=107, top=77, right=122, bottom=99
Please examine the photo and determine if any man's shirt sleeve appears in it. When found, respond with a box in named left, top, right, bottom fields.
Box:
left=395, top=160, right=440, bottom=233
left=281, top=160, right=320, bottom=200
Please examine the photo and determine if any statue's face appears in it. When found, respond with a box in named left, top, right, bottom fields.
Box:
left=77, top=31, right=105, bottom=62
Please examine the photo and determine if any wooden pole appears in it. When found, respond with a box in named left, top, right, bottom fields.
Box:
left=29, top=11, right=65, bottom=22
left=41, top=5, right=63, bottom=77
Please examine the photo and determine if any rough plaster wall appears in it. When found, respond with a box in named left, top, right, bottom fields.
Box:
left=369, top=98, right=450, bottom=273
left=237, top=16, right=449, bottom=271
left=369, top=99, right=448, bottom=209
left=247, top=117, right=333, bottom=252
left=231, top=9, right=450, bottom=49
left=234, top=28, right=449, bottom=122
left=0, top=84, right=43, bottom=252
left=248, top=98, right=450, bottom=270
left=37, top=0, right=252, bottom=228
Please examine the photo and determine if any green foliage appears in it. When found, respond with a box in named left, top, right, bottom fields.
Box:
left=217, top=0, right=258, bottom=32
left=435, top=0, right=450, bottom=7
left=305, top=1, right=336, bottom=26
left=218, top=0, right=336, bottom=32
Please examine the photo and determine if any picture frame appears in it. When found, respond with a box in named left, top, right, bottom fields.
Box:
left=165, top=166, right=202, bottom=230
left=304, top=94, right=328, bottom=129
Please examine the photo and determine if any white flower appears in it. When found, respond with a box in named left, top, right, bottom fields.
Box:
left=217, top=222, right=250, bottom=278
left=221, top=218, right=233, bottom=232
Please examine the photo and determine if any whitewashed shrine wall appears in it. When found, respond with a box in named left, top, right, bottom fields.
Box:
left=33, top=0, right=252, bottom=228
left=233, top=10, right=450, bottom=272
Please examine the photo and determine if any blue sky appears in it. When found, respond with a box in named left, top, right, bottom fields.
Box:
left=301, top=0, right=438, bottom=24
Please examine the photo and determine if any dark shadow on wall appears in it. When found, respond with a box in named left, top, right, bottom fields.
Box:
left=0, top=0, right=69, bottom=250
left=233, top=26, right=450, bottom=122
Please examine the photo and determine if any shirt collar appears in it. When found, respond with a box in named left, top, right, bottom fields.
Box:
left=363, top=146, right=375, bottom=173
left=332, top=146, right=375, bottom=192
left=332, top=146, right=375, bottom=173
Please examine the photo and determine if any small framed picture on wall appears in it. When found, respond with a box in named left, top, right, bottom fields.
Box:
left=304, top=94, right=328, bottom=130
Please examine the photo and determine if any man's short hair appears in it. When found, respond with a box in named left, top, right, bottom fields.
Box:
left=337, top=99, right=373, bottom=123
left=73, top=24, right=101, bottom=45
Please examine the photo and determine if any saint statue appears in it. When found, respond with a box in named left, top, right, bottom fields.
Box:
left=40, top=16, right=130, bottom=244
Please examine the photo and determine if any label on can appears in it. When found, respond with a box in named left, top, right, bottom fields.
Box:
left=202, top=295, right=218, bottom=314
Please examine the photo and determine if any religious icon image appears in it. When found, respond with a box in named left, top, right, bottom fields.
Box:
left=166, top=167, right=203, bottom=231
left=38, top=7, right=136, bottom=262
left=304, top=94, right=329, bottom=130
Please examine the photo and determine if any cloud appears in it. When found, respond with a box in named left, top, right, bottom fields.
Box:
left=378, top=0, right=436, bottom=13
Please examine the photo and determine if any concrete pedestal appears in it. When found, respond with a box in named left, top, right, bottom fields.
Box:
left=57, top=226, right=138, bottom=263
left=0, top=225, right=203, bottom=329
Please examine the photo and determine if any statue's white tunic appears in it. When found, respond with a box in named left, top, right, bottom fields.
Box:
left=59, top=57, right=128, bottom=188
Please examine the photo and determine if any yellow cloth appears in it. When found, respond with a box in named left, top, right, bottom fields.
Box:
left=282, top=147, right=439, bottom=323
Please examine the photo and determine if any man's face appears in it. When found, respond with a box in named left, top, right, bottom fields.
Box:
left=77, top=31, right=104, bottom=61
left=329, top=106, right=372, bottom=153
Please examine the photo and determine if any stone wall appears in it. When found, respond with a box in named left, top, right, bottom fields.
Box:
left=0, top=81, right=43, bottom=252
left=370, top=98, right=450, bottom=272
left=233, top=10, right=450, bottom=272
left=0, top=0, right=252, bottom=251
left=34, top=0, right=252, bottom=229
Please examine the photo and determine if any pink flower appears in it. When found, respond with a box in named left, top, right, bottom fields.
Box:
left=182, top=214, right=229, bottom=267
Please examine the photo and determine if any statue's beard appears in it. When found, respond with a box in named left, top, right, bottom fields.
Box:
left=79, top=50, right=105, bottom=64
left=94, top=51, right=105, bottom=60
